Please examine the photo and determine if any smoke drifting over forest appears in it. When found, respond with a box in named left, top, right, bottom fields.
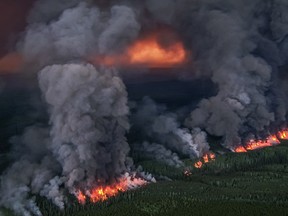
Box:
left=0, top=0, right=288, bottom=215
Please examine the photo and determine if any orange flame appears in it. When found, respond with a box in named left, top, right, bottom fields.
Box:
left=234, top=146, right=247, bottom=153
left=244, top=135, right=280, bottom=151
left=194, top=161, right=203, bottom=169
left=76, top=190, right=86, bottom=205
left=203, top=154, right=209, bottom=163
left=209, top=153, right=216, bottom=160
left=90, top=31, right=188, bottom=68
left=234, top=130, right=286, bottom=152
left=75, top=176, right=146, bottom=204
left=89, top=185, right=122, bottom=203
left=278, top=130, right=288, bottom=140
left=127, top=35, right=187, bottom=68
left=194, top=153, right=216, bottom=169
left=191, top=128, right=287, bottom=173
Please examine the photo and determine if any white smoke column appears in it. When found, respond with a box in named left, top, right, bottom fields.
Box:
left=135, top=142, right=185, bottom=168
left=131, top=97, right=210, bottom=166
left=152, top=115, right=209, bottom=158
left=39, top=63, right=131, bottom=190
left=0, top=127, right=59, bottom=216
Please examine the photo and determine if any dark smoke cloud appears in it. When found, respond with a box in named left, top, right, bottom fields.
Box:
left=130, top=97, right=210, bottom=164
left=1, top=0, right=288, bottom=215
left=18, top=2, right=140, bottom=69
left=1, top=2, right=139, bottom=215
left=134, top=141, right=184, bottom=168
left=166, top=0, right=288, bottom=147
left=39, top=63, right=131, bottom=187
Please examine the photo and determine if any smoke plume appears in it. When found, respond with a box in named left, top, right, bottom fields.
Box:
left=180, top=0, right=288, bottom=147
left=1, top=0, right=288, bottom=215
left=130, top=97, right=210, bottom=166
left=1, top=1, right=139, bottom=215
left=39, top=63, right=130, bottom=187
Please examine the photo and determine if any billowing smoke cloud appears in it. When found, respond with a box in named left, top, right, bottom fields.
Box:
left=19, top=2, right=140, bottom=68
left=1, top=0, right=288, bottom=215
left=130, top=97, right=209, bottom=166
left=134, top=141, right=184, bottom=168
left=1, top=1, right=139, bottom=215
left=39, top=63, right=130, bottom=187
left=0, top=126, right=60, bottom=215
left=178, top=0, right=288, bottom=147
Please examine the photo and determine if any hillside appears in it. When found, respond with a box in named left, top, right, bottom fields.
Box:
left=2, top=143, right=288, bottom=216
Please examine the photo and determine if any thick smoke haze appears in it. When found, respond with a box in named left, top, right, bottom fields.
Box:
left=0, top=0, right=288, bottom=215
left=131, top=97, right=209, bottom=166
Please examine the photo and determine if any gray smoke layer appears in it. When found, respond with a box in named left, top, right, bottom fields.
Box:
left=19, top=2, right=140, bottom=68
left=1, top=1, right=139, bottom=216
left=139, top=0, right=288, bottom=146
left=1, top=0, right=288, bottom=215
left=27, top=0, right=82, bottom=24
left=135, top=142, right=184, bottom=168
left=176, top=0, right=288, bottom=147
left=131, top=97, right=210, bottom=166
left=0, top=126, right=59, bottom=215
left=39, top=63, right=130, bottom=188
left=121, top=0, right=288, bottom=148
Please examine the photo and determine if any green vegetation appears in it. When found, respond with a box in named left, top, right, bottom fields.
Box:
left=2, top=143, right=288, bottom=216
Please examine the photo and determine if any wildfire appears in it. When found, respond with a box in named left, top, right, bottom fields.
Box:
left=76, top=190, right=86, bottom=205
left=127, top=34, right=187, bottom=67
left=194, top=161, right=203, bottom=169
left=194, top=153, right=216, bottom=169
left=234, top=129, right=288, bottom=153
left=75, top=175, right=147, bottom=204
left=90, top=31, right=188, bottom=68
left=234, top=146, right=247, bottom=153
left=278, top=130, right=288, bottom=140
left=188, top=128, right=287, bottom=174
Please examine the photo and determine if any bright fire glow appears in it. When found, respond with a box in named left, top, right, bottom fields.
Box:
left=127, top=35, right=187, bottom=67
left=278, top=130, right=288, bottom=140
left=75, top=175, right=147, bottom=204
left=234, top=146, right=247, bottom=153
left=194, top=161, right=203, bottom=169
left=234, top=129, right=288, bottom=153
left=189, top=128, right=287, bottom=175
left=194, top=153, right=216, bottom=169
left=76, top=190, right=86, bottom=205
left=246, top=139, right=274, bottom=151
left=90, top=31, right=188, bottom=68
left=245, top=135, right=280, bottom=151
